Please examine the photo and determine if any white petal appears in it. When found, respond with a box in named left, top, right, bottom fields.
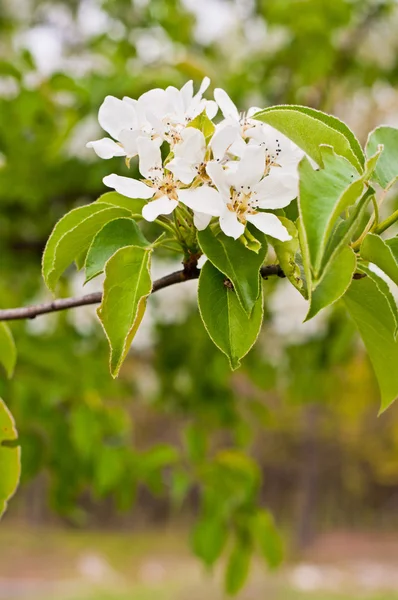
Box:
left=137, top=88, right=170, bottom=119
left=166, top=85, right=185, bottom=122
left=210, top=124, right=240, bottom=160
left=118, top=129, right=141, bottom=157
left=103, top=174, right=153, bottom=199
left=86, top=138, right=126, bottom=159
left=142, top=196, right=178, bottom=221
left=180, top=80, right=194, bottom=110
left=166, top=157, right=196, bottom=185
left=205, top=100, right=218, bottom=120
left=247, top=106, right=262, bottom=118
left=246, top=212, right=291, bottom=241
left=193, top=211, right=212, bottom=231
left=214, top=88, right=240, bottom=121
left=98, top=96, right=137, bottom=140
left=206, top=162, right=231, bottom=200
left=137, top=137, right=163, bottom=179
left=254, top=171, right=298, bottom=209
left=227, top=145, right=265, bottom=188
left=197, top=76, right=210, bottom=96
left=178, top=186, right=224, bottom=216
left=220, top=209, right=245, bottom=239
left=174, top=127, right=206, bottom=163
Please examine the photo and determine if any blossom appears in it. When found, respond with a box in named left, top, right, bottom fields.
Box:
left=211, top=88, right=304, bottom=182
left=203, top=145, right=295, bottom=240
left=86, top=78, right=217, bottom=161
left=166, top=127, right=208, bottom=185
left=103, top=136, right=223, bottom=227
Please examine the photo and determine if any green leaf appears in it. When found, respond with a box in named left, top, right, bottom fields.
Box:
left=0, top=324, right=16, bottom=378
left=96, top=191, right=146, bottom=215
left=225, top=538, right=252, bottom=595
left=322, top=187, right=375, bottom=272
left=306, top=246, right=357, bottom=321
left=268, top=218, right=305, bottom=296
left=43, top=204, right=130, bottom=292
left=97, top=245, right=152, bottom=377
left=192, top=515, right=228, bottom=567
left=188, top=110, right=215, bottom=139
left=0, top=398, right=21, bottom=519
left=344, top=276, right=398, bottom=412
left=298, top=146, right=365, bottom=277
left=252, top=510, right=283, bottom=569
left=361, top=233, right=398, bottom=286
left=197, top=227, right=267, bottom=315
left=387, top=237, right=398, bottom=262
left=358, top=264, right=398, bottom=337
left=198, top=261, right=264, bottom=370
left=255, top=104, right=364, bottom=171
left=366, top=126, right=398, bottom=189
left=85, top=217, right=150, bottom=283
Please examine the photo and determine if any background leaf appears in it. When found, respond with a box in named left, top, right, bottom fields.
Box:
left=198, top=261, right=264, bottom=370
left=97, top=245, right=152, bottom=377
left=225, top=538, right=252, bottom=595
left=0, top=323, right=16, bottom=379
left=251, top=510, right=284, bottom=569
left=0, top=398, right=21, bottom=519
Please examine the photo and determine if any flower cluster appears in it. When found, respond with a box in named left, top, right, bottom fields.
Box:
left=87, top=78, right=303, bottom=241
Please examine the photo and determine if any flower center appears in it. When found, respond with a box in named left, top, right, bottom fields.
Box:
left=153, top=172, right=179, bottom=201
left=163, top=119, right=183, bottom=146
left=227, top=187, right=258, bottom=223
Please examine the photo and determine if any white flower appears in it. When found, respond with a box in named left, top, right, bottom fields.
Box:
left=145, top=77, right=218, bottom=146
left=103, top=136, right=223, bottom=227
left=166, top=128, right=207, bottom=185
left=87, top=78, right=217, bottom=161
left=211, top=88, right=304, bottom=182
left=204, top=145, right=295, bottom=240
left=86, top=94, right=153, bottom=161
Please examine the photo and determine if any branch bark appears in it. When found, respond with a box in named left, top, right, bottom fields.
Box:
left=0, top=264, right=285, bottom=322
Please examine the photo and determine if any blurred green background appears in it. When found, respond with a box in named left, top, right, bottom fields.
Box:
left=1, top=0, right=398, bottom=597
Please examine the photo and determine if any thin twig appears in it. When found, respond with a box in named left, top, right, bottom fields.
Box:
left=0, top=264, right=286, bottom=322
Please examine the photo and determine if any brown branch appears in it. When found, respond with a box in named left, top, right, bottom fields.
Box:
left=0, top=264, right=286, bottom=322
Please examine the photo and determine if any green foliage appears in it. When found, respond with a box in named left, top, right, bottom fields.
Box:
left=188, top=110, right=215, bottom=139
left=366, top=126, right=398, bottom=189
left=0, top=324, right=16, bottom=379
left=344, top=275, right=398, bottom=412
left=255, top=105, right=364, bottom=170
left=96, top=192, right=147, bottom=215
left=85, top=217, right=150, bottom=283
left=97, top=245, right=152, bottom=377
left=0, top=398, right=20, bottom=518
left=225, top=536, right=252, bottom=595
left=197, top=227, right=267, bottom=315
left=269, top=218, right=305, bottom=296
left=306, top=246, right=356, bottom=320
left=43, top=203, right=130, bottom=292
left=251, top=509, right=284, bottom=569
left=198, top=262, right=263, bottom=370
left=360, top=233, right=398, bottom=286
left=298, top=146, right=365, bottom=278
